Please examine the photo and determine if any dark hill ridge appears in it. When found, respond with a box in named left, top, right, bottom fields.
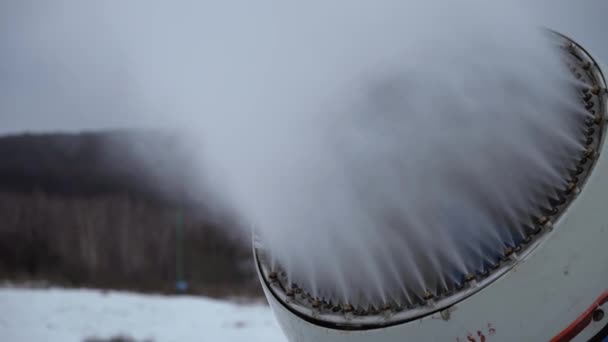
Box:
left=0, top=130, right=196, bottom=205
left=0, top=131, right=255, bottom=297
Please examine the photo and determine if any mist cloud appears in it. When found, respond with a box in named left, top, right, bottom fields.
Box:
left=0, top=0, right=605, bottom=305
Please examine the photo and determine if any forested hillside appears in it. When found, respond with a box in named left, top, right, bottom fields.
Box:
left=0, top=131, right=258, bottom=297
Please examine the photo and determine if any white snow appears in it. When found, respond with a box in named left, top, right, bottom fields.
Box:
left=0, top=287, right=286, bottom=342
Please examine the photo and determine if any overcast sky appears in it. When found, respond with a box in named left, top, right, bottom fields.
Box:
left=0, top=0, right=606, bottom=135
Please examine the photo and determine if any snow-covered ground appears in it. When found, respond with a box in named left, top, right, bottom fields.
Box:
left=0, top=287, right=286, bottom=342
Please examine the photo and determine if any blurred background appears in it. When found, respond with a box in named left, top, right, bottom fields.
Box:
left=0, top=132, right=283, bottom=342
left=0, top=130, right=257, bottom=297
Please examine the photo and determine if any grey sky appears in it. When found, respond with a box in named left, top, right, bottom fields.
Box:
left=0, top=0, right=606, bottom=134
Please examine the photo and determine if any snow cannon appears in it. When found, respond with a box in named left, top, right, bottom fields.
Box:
left=254, top=30, right=608, bottom=342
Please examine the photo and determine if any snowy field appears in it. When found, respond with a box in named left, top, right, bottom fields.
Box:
left=0, top=287, right=286, bottom=342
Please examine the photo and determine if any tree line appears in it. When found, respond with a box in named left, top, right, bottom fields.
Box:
left=0, top=132, right=260, bottom=298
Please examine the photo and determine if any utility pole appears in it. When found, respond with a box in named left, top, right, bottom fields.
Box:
left=175, top=203, right=188, bottom=294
